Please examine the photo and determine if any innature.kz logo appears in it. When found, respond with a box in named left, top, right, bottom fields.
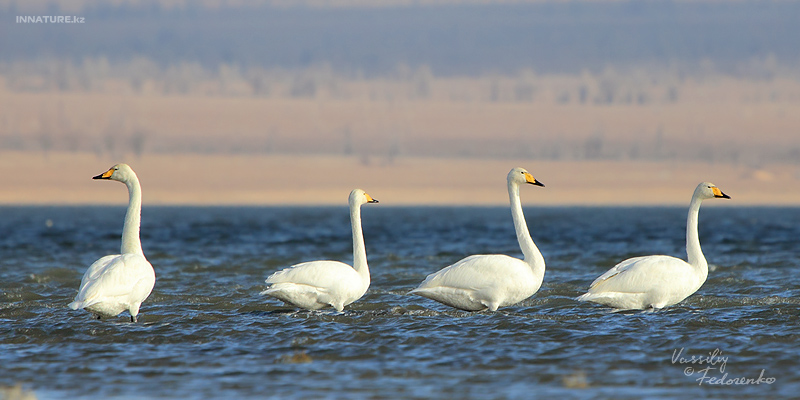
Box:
left=16, top=15, right=85, bottom=24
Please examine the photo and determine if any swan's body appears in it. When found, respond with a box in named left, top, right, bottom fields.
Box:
left=69, top=164, right=156, bottom=322
left=261, top=189, right=378, bottom=312
left=410, top=167, right=545, bottom=311
left=577, top=182, right=730, bottom=310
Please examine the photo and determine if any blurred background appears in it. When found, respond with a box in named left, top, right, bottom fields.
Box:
left=1, top=0, right=799, bottom=205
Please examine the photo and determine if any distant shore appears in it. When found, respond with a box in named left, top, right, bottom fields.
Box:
left=1, top=151, right=797, bottom=206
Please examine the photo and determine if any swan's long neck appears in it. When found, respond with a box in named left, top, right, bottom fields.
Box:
left=508, top=181, right=544, bottom=273
left=350, top=202, right=370, bottom=286
left=685, top=195, right=707, bottom=273
left=120, top=176, right=144, bottom=256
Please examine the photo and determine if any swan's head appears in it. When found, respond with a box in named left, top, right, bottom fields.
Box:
left=508, top=167, right=544, bottom=187
left=349, top=188, right=379, bottom=206
left=695, top=182, right=731, bottom=200
left=93, top=163, right=136, bottom=183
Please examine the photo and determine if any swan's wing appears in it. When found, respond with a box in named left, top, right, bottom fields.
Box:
left=416, top=254, right=521, bottom=290
left=410, top=254, right=534, bottom=311
left=265, top=261, right=356, bottom=290
left=72, top=253, right=154, bottom=308
left=588, top=256, right=649, bottom=289
left=587, top=255, right=686, bottom=294
left=79, top=254, right=119, bottom=286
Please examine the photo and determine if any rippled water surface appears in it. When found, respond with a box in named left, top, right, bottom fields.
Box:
left=1, top=206, right=799, bottom=399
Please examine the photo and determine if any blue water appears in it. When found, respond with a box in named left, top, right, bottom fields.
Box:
left=1, top=206, right=799, bottom=399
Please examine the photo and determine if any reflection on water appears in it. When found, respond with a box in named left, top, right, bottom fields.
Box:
left=1, top=206, right=799, bottom=399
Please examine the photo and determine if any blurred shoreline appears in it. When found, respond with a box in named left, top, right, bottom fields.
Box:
left=2, top=1, right=799, bottom=207
left=2, top=151, right=797, bottom=206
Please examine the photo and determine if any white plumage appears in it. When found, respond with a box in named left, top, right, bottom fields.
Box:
left=261, top=189, right=378, bottom=312
left=410, top=167, right=546, bottom=311
left=577, top=182, right=730, bottom=310
left=69, top=164, right=156, bottom=322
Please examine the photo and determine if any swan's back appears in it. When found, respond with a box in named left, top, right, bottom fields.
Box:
left=417, top=254, right=532, bottom=289
left=70, top=253, right=155, bottom=317
left=262, top=260, right=367, bottom=311
left=578, top=255, right=700, bottom=310
left=411, top=254, right=541, bottom=311
left=266, top=260, right=364, bottom=292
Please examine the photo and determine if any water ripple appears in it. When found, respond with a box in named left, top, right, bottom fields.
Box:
left=1, top=206, right=799, bottom=399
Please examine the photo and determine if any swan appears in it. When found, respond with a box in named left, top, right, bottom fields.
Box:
left=576, top=182, right=730, bottom=310
left=409, top=167, right=546, bottom=311
left=69, top=164, right=156, bottom=322
left=261, top=189, right=378, bottom=312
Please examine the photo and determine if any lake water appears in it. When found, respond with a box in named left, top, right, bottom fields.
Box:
left=1, top=205, right=798, bottom=399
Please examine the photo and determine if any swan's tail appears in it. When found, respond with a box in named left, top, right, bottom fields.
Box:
left=260, top=285, right=282, bottom=296
left=575, top=292, right=594, bottom=302
left=69, top=296, right=100, bottom=310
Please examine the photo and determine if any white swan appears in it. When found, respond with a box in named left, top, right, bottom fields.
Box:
left=69, top=164, right=156, bottom=322
left=409, top=167, right=546, bottom=311
left=261, top=189, right=378, bottom=312
left=577, top=182, right=730, bottom=310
